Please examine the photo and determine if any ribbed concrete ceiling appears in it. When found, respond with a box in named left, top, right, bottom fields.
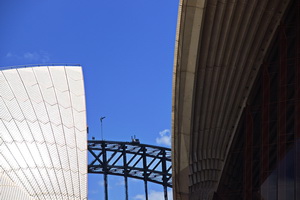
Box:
left=172, top=0, right=291, bottom=199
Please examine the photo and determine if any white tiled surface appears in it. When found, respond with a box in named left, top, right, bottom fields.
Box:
left=0, top=66, right=87, bottom=200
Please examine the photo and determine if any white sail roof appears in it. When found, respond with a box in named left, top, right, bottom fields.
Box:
left=0, top=66, right=87, bottom=200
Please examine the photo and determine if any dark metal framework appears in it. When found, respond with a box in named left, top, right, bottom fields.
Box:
left=88, top=140, right=172, bottom=200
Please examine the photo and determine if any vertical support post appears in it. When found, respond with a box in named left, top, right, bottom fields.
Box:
left=244, top=106, right=253, bottom=200
left=278, top=23, right=287, bottom=161
left=123, top=144, right=129, bottom=200
left=102, top=142, right=109, bottom=200
left=278, top=22, right=287, bottom=200
left=142, top=147, right=148, bottom=200
left=144, top=180, right=148, bottom=200
left=295, top=1, right=300, bottom=198
left=261, top=63, right=270, bottom=187
left=161, top=150, right=168, bottom=200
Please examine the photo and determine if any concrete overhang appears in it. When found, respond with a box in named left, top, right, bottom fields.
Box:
left=172, top=0, right=291, bottom=199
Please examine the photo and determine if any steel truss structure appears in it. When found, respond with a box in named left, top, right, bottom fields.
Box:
left=88, top=140, right=172, bottom=200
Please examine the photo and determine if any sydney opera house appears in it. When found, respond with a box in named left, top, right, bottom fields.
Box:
left=0, top=66, right=87, bottom=199
left=172, top=0, right=300, bottom=199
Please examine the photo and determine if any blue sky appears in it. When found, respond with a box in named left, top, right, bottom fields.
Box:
left=0, top=0, right=179, bottom=199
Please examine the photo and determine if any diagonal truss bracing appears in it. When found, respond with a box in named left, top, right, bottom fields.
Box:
left=88, top=140, right=172, bottom=200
